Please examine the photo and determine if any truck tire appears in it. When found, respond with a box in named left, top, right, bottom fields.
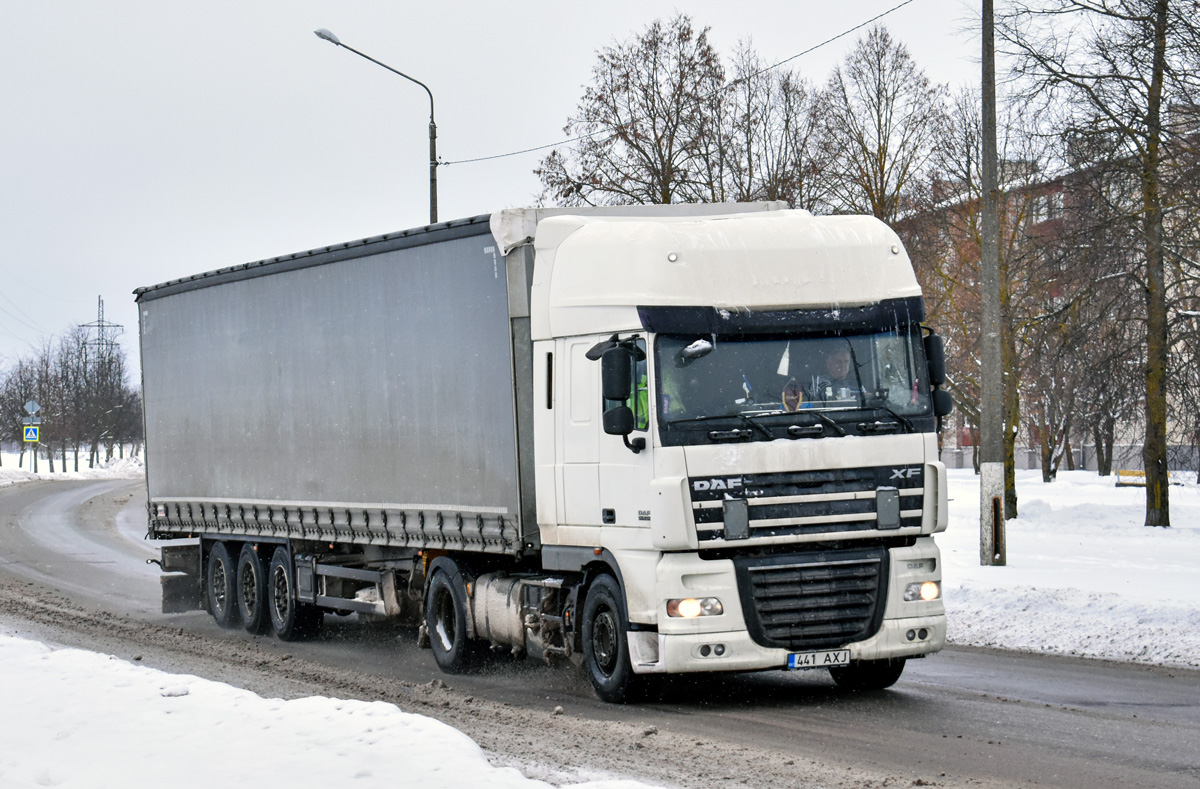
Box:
left=206, top=542, right=240, bottom=628
left=267, top=547, right=322, bottom=641
left=829, top=658, right=907, bottom=691
left=236, top=544, right=269, bottom=635
left=425, top=568, right=481, bottom=674
left=581, top=574, right=656, bottom=703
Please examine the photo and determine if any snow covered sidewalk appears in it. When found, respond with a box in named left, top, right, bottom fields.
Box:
left=0, top=633, right=650, bottom=789
left=940, top=469, right=1200, bottom=669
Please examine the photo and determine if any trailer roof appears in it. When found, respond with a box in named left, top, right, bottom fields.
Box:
left=134, top=214, right=493, bottom=303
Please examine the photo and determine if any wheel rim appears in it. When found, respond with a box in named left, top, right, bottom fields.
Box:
left=433, top=586, right=456, bottom=652
left=240, top=561, right=258, bottom=613
left=591, top=606, right=619, bottom=678
left=271, top=564, right=291, bottom=624
left=212, top=560, right=228, bottom=614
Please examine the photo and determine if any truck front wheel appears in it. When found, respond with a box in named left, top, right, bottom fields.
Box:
left=829, top=658, right=907, bottom=691
left=425, top=568, right=481, bottom=674
left=581, top=574, right=656, bottom=703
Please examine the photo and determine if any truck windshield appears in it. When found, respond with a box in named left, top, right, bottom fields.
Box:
left=655, top=327, right=933, bottom=443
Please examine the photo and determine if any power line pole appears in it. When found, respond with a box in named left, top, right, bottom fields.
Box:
left=980, top=0, right=1006, bottom=565
left=80, top=296, right=123, bottom=350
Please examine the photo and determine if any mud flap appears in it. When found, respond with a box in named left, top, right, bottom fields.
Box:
left=159, top=543, right=203, bottom=614
left=161, top=573, right=202, bottom=613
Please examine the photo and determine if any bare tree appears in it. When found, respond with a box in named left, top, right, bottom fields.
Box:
left=0, top=324, right=141, bottom=470
left=536, top=14, right=725, bottom=206
left=905, top=86, right=1053, bottom=514
left=823, top=25, right=948, bottom=222
left=719, top=44, right=835, bottom=210
left=999, top=0, right=1200, bottom=526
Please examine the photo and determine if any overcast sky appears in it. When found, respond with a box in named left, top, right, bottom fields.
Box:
left=1, top=0, right=977, bottom=377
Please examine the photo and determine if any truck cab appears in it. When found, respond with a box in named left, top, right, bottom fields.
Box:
left=516, top=209, right=950, bottom=699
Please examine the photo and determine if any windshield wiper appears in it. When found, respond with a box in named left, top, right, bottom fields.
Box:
left=808, top=410, right=847, bottom=436
left=737, top=414, right=774, bottom=440
left=671, top=410, right=846, bottom=438
left=853, top=405, right=915, bottom=434
left=706, top=414, right=775, bottom=442
left=667, top=413, right=776, bottom=442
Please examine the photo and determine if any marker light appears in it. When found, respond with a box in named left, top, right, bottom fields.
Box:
left=666, top=597, right=724, bottom=618
left=904, top=581, right=941, bottom=602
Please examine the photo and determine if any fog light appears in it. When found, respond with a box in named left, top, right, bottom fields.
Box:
left=904, top=581, right=941, bottom=602
left=667, top=597, right=724, bottom=617
left=700, top=644, right=711, bottom=657
left=906, top=629, right=916, bottom=641
left=714, top=644, right=726, bottom=656
left=918, top=628, right=929, bottom=639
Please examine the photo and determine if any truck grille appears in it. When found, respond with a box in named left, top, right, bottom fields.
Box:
left=690, top=465, right=924, bottom=543
left=732, top=548, right=888, bottom=651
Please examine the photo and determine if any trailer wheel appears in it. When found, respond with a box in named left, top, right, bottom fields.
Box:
left=267, top=547, right=323, bottom=641
left=206, top=542, right=240, bottom=629
left=236, top=544, right=269, bottom=635
left=425, top=568, right=481, bottom=674
left=829, top=658, right=907, bottom=692
left=581, top=574, right=655, bottom=703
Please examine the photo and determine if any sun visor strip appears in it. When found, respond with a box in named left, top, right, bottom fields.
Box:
left=637, top=297, right=925, bottom=336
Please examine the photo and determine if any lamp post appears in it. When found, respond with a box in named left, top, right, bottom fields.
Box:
left=314, top=28, right=438, bottom=225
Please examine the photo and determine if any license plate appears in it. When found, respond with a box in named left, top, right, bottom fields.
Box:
left=787, top=649, right=851, bottom=670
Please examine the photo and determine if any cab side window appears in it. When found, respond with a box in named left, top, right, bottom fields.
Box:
left=602, top=337, right=648, bottom=431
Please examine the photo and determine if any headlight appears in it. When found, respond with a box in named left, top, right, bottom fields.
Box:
left=666, top=597, right=724, bottom=617
left=904, top=581, right=941, bottom=602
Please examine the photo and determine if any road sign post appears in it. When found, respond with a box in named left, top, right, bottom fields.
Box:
left=23, top=400, right=41, bottom=472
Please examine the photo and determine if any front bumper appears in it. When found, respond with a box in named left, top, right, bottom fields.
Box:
left=630, top=538, right=945, bottom=675
left=630, top=613, right=945, bottom=674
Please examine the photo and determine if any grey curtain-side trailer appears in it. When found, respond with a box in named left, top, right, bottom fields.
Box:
left=137, top=204, right=952, bottom=702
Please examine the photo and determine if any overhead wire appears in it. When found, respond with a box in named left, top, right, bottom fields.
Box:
left=440, top=0, right=917, bottom=167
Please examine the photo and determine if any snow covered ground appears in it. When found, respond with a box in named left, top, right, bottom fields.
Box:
left=0, top=633, right=647, bottom=789
left=941, top=468, right=1200, bottom=669
left=0, top=460, right=1197, bottom=786
left=0, top=451, right=144, bottom=485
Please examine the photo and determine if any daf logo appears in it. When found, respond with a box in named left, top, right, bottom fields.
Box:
left=890, top=467, right=922, bottom=481
left=692, top=477, right=744, bottom=492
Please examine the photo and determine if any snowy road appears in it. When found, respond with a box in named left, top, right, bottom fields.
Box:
left=1, top=479, right=1198, bottom=788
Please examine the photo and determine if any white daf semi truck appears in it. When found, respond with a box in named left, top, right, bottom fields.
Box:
left=137, top=203, right=951, bottom=702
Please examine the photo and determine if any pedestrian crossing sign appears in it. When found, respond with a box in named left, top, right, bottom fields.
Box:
left=23, top=426, right=38, bottom=442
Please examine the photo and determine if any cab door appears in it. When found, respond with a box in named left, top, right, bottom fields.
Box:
left=556, top=337, right=602, bottom=529
left=597, top=336, right=655, bottom=531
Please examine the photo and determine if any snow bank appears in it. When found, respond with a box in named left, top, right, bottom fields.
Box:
left=0, top=451, right=143, bottom=486
left=941, top=469, right=1200, bottom=668
left=0, top=633, right=651, bottom=789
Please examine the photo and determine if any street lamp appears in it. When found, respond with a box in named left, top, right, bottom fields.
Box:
left=314, top=28, right=438, bottom=225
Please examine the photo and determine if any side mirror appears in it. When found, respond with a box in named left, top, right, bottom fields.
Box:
left=933, top=388, right=954, bottom=417
left=601, top=346, right=633, bottom=401
left=603, top=405, right=646, bottom=453
left=603, top=405, right=634, bottom=436
left=924, top=333, right=946, bottom=387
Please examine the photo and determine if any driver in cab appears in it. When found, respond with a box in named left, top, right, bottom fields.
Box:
left=807, top=346, right=858, bottom=402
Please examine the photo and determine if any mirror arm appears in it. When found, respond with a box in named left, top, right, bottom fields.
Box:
left=623, top=435, right=646, bottom=454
